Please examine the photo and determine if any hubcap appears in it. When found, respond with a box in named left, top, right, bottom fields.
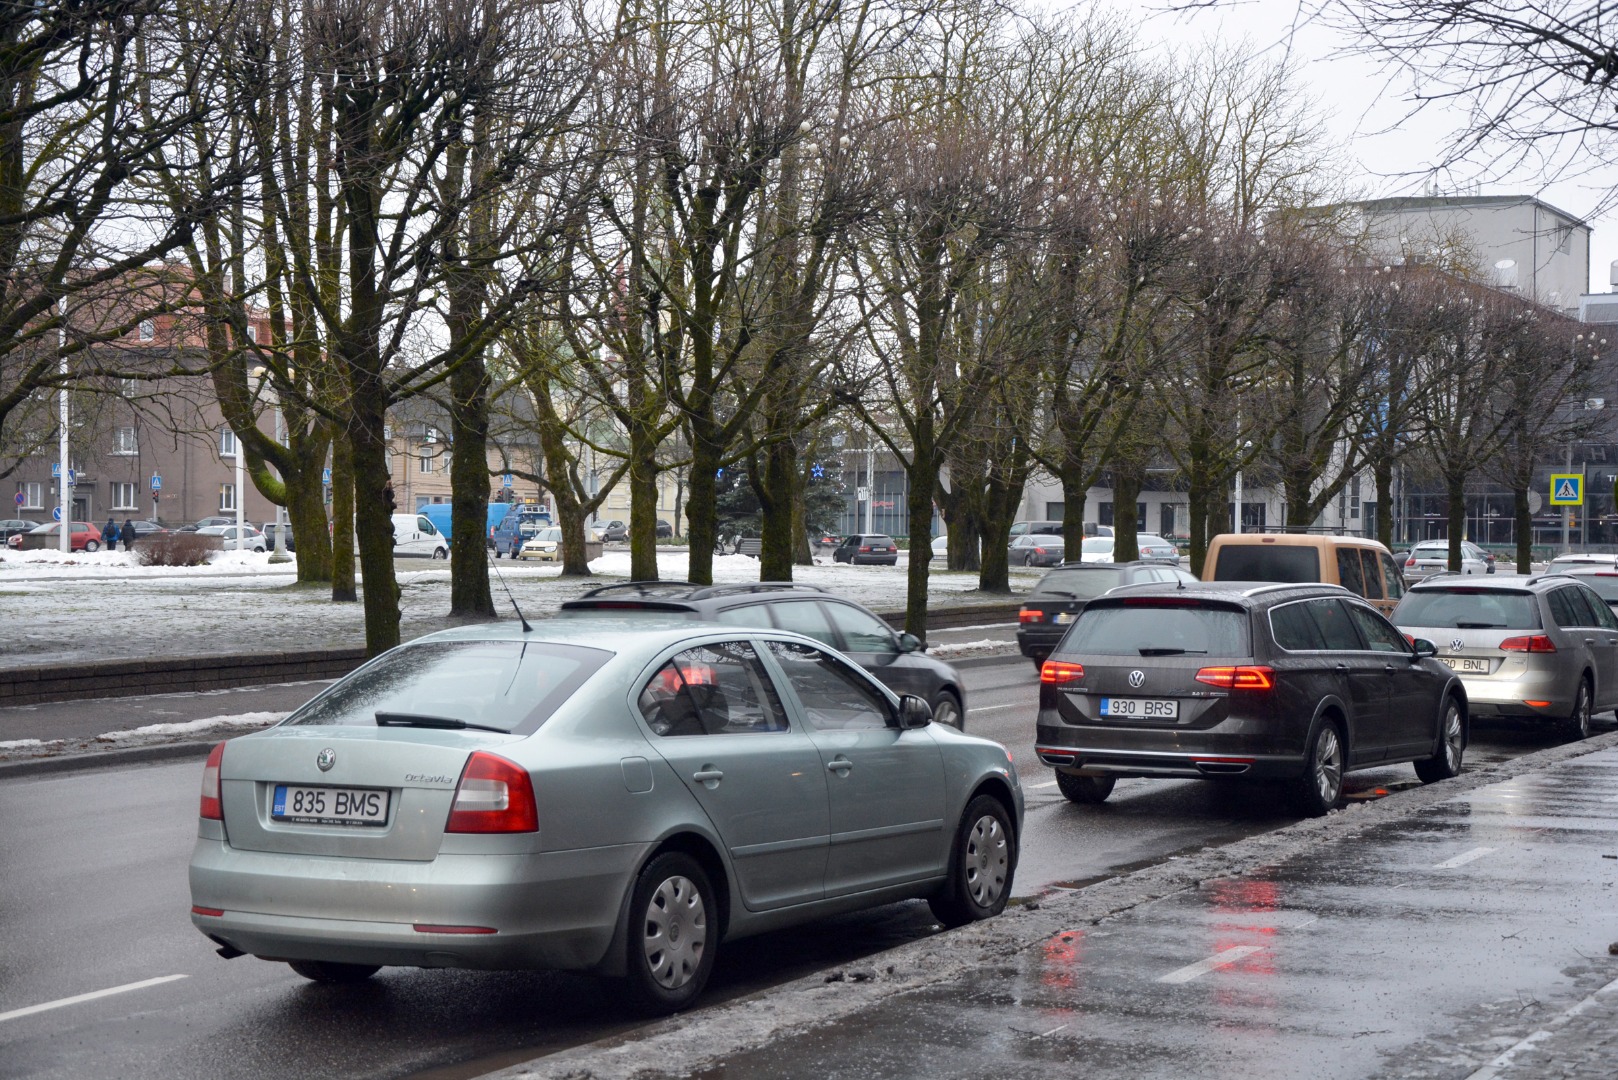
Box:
left=934, top=698, right=960, bottom=728
left=1314, top=727, right=1343, bottom=803
left=1444, top=705, right=1463, bottom=769
left=1578, top=684, right=1592, bottom=736
left=962, top=814, right=1008, bottom=908
left=642, top=875, right=706, bottom=990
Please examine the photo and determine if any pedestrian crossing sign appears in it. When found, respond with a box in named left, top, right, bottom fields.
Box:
left=1550, top=474, right=1584, bottom=506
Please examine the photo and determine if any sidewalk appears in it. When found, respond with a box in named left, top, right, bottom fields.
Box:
left=498, top=735, right=1618, bottom=1080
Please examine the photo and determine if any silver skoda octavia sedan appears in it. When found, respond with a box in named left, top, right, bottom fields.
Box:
left=188, top=618, right=1022, bottom=1012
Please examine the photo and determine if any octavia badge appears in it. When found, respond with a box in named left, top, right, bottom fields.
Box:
left=1128, top=670, right=1146, bottom=688
left=1450, top=639, right=1464, bottom=653
left=316, top=748, right=336, bottom=772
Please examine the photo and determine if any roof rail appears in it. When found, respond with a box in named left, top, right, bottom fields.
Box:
left=685, top=582, right=827, bottom=600
left=1248, top=525, right=1354, bottom=536
left=1240, top=582, right=1350, bottom=597
left=574, top=580, right=698, bottom=599
left=1525, top=573, right=1579, bottom=586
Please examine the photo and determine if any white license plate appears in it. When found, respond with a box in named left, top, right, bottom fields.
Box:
left=1099, top=697, right=1179, bottom=719
left=272, top=784, right=389, bottom=826
left=1054, top=612, right=1076, bottom=624
left=1439, top=657, right=1492, bottom=673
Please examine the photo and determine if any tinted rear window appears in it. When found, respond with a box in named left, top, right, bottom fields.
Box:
left=283, top=640, right=611, bottom=733
left=1393, top=589, right=1541, bottom=630
left=1032, top=567, right=1124, bottom=599
left=1212, top=545, right=1321, bottom=583
left=1060, top=602, right=1250, bottom=657
left=1568, top=574, right=1618, bottom=601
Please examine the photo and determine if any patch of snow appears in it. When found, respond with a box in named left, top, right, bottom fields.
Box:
left=928, top=638, right=1015, bottom=657
left=96, top=712, right=288, bottom=741
left=0, top=738, right=47, bottom=750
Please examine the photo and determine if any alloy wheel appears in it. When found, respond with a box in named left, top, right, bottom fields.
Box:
left=1442, top=702, right=1463, bottom=771
left=642, top=874, right=707, bottom=990
left=1313, top=725, right=1343, bottom=805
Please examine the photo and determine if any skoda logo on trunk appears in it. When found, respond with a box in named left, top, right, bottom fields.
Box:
left=316, top=748, right=336, bottom=772
left=1450, top=639, right=1464, bottom=653
left=1128, top=670, right=1146, bottom=688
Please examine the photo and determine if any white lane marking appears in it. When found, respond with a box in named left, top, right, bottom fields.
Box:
left=1605, top=794, right=1618, bottom=803
left=973, top=703, right=1023, bottom=712
left=1434, top=847, right=1497, bottom=869
left=1465, top=974, right=1618, bottom=1079
left=1036, top=1024, right=1069, bottom=1038
left=932, top=622, right=1017, bottom=633
left=1157, top=945, right=1265, bottom=984
left=1027, top=780, right=1058, bottom=789
left=0, top=974, right=188, bottom=1024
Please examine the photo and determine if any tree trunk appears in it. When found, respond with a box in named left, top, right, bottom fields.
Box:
left=1113, top=463, right=1142, bottom=563
left=758, top=436, right=797, bottom=581
left=330, top=435, right=357, bottom=602
left=1374, top=455, right=1395, bottom=551
left=627, top=426, right=660, bottom=581
left=350, top=390, right=401, bottom=656
left=1447, top=473, right=1468, bottom=573
left=557, top=503, right=591, bottom=576
left=448, top=354, right=495, bottom=619
left=1514, top=485, right=1532, bottom=574
left=686, top=434, right=720, bottom=585
left=1061, top=462, right=1089, bottom=556
left=791, top=474, right=812, bottom=566
left=1187, top=476, right=1213, bottom=577
left=904, top=427, right=936, bottom=642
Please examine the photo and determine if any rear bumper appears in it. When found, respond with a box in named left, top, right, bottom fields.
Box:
left=1450, top=667, right=1574, bottom=718
left=1017, top=627, right=1067, bottom=658
left=189, top=837, right=649, bottom=972
left=850, top=555, right=897, bottom=565
left=1035, top=719, right=1304, bottom=779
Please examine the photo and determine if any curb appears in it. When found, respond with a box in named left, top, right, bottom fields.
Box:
left=0, top=739, right=219, bottom=780
left=483, top=729, right=1618, bottom=1080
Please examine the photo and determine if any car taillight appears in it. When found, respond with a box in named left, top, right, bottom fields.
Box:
left=199, top=741, right=225, bottom=820
left=860, top=546, right=871, bottom=553
left=1405, top=558, right=1416, bottom=567
left=1195, top=666, right=1275, bottom=690
left=1041, top=660, right=1084, bottom=684
left=446, top=752, right=538, bottom=833
left=1033, top=547, right=1046, bottom=555
left=1019, top=607, right=1042, bottom=624
left=1499, top=635, right=1557, bottom=653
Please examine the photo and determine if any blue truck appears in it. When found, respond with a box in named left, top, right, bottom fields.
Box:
left=419, top=502, right=550, bottom=555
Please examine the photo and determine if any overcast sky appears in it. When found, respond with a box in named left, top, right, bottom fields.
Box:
left=1094, top=0, right=1618, bottom=294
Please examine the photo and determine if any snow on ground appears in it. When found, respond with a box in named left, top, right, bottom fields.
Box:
left=0, top=547, right=1036, bottom=666
left=0, top=712, right=289, bottom=764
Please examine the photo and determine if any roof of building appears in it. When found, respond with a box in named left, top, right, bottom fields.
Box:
left=1343, top=195, right=1589, bottom=231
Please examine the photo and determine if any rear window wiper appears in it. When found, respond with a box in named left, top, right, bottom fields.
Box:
left=375, top=711, right=508, bottom=733
left=1453, top=622, right=1504, bottom=629
left=1138, top=647, right=1205, bottom=656
left=1037, top=591, right=1078, bottom=599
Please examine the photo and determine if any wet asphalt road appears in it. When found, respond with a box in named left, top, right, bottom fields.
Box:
left=0, top=660, right=1603, bottom=1080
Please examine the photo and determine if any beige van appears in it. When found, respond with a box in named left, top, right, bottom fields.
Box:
left=1203, top=533, right=1407, bottom=615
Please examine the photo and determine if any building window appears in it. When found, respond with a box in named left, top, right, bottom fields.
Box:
left=221, top=427, right=237, bottom=458
left=423, top=426, right=438, bottom=443
left=112, top=427, right=137, bottom=455
left=245, top=324, right=257, bottom=343
left=19, top=482, right=42, bottom=509
left=138, top=319, right=156, bottom=341
left=419, top=451, right=433, bottom=474
left=220, top=483, right=237, bottom=511
left=121, top=378, right=139, bottom=396
left=112, top=482, right=137, bottom=510
left=1350, top=476, right=1361, bottom=521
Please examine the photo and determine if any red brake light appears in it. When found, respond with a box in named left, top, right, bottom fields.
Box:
left=1499, top=635, right=1556, bottom=653
left=1405, top=558, right=1416, bottom=567
left=1034, top=547, right=1046, bottom=555
left=1195, top=666, right=1275, bottom=690
left=446, top=752, right=538, bottom=833
left=199, top=741, right=225, bottom=820
left=1041, top=660, right=1085, bottom=684
left=860, top=546, right=871, bottom=553
left=1019, top=607, right=1042, bottom=624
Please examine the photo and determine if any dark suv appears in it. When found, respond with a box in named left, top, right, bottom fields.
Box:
left=833, top=534, right=898, bottom=566
left=560, top=581, right=967, bottom=727
left=1018, top=562, right=1198, bottom=670
left=1035, top=582, right=1467, bottom=815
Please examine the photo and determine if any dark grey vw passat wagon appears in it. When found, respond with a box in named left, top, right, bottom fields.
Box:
left=1034, top=582, right=1468, bottom=815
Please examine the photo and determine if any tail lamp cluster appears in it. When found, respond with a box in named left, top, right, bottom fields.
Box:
left=1193, top=666, right=1275, bottom=690
left=1499, top=635, right=1557, bottom=653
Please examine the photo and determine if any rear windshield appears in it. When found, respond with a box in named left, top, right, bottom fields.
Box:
left=1033, top=567, right=1124, bottom=599
left=1060, top=602, right=1251, bottom=657
left=1393, top=589, right=1541, bottom=630
left=1081, top=537, right=1112, bottom=553
left=282, top=640, right=611, bottom=734
left=1568, top=574, right=1618, bottom=601
left=1212, top=544, right=1321, bottom=584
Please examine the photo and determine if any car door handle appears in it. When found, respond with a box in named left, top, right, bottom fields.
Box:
left=691, top=768, right=724, bottom=784
left=826, top=757, right=853, bottom=775
left=1334, top=663, right=1349, bottom=672
left=1383, top=664, right=1397, bottom=674
left=1586, top=638, right=1598, bottom=646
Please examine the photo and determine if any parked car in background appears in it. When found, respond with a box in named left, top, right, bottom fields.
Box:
left=1017, top=561, right=1198, bottom=669
left=1548, top=552, right=1618, bottom=571
left=657, top=519, right=675, bottom=539
left=1035, top=582, right=1467, bottom=815
left=489, top=508, right=551, bottom=558
left=560, top=581, right=971, bottom=728
left=180, top=516, right=237, bottom=533
left=123, top=519, right=168, bottom=541
left=0, top=518, right=41, bottom=542
left=1009, top=533, right=1065, bottom=567
left=8, top=521, right=103, bottom=551
left=258, top=522, right=294, bottom=551
left=389, top=513, right=448, bottom=559
left=1078, top=537, right=1114, bottom=563
left=517, top=526, right=564, bottom=561
left=832, top=534, right=898, bottom=565
left=1009, top=520, right=1063, bottom=540
left=1081, top=533, right=1181, bottom=565
left=1403, top=539, right=1493, bottom=579
left=600, top=520, right=628, bottom=542
left=1203, top=532, right=1407, bottom=616
left=189, top=619, right=1020, bottom=1011
left=1557, top=567, right=1618, bottom=614
left=196, top=524, right=267, bottom=552
left=1392, top=574, right=1618, bottom=740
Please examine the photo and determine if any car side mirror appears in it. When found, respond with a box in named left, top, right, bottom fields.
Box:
left=897, top=694, right=932, bottom=729
left=1412, top=638, right=1437, bottom=659
left=898, top=632, right=923, bottom=653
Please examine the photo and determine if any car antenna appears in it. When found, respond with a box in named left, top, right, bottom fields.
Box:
left=488, top=555, right=533, bottom=632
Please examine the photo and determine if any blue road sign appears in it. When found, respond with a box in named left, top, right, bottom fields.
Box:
left=502, top=474, right=514, bottom=488
left=1551, top=474, right=1584, bottom=506
left=65, top=469, right=75, bottom=488
left=51, top=507, right=62, bottom=521
left=322, top=467, right=332, bottom=486
left=50, top=462, right=58, bottom=477
left=150, top=474, right=162, bottom=491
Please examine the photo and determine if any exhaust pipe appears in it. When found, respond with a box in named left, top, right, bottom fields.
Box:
left=208, top=936, right=245, bottom=959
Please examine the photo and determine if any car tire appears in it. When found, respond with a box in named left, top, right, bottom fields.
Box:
left=929, top=690, right=964, bottom=730
left=1056, top=771, right=1116, bottom=804
left=929, top=794, right=1016, bottom=928
left=1291, top=717, right=1345, bottom=817
left=1414, top=696, right=1465, bottom=784
left=1563, top=677, right=1594, bottom=741
left=1031, top=657, right=1047, bottom=675
left=432, top=547, right=447, bottom=560
left=623, top=852, right=716, bottom=1015
left=1022, top=552, right=1033, bottom=567
left=287, top=960, right=380, bottom=984
left=84, top=540, right=99, bottom=552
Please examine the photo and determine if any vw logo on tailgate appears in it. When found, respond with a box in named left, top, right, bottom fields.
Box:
left=316, top=747, right=336, bottom=772
left=1128, top=670, right=1146, bottom=688
left=1450, top=639, right=1464, bottom=653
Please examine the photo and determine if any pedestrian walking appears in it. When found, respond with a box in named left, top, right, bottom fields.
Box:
left=123, top=517, right=137, bottom=551
left=102, top=517, right=119, bottom=551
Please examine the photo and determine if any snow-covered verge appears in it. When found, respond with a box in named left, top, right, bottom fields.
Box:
left=0, top=548, right=1032, bottom=666
left=0, top=711, right=287, bottom=765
